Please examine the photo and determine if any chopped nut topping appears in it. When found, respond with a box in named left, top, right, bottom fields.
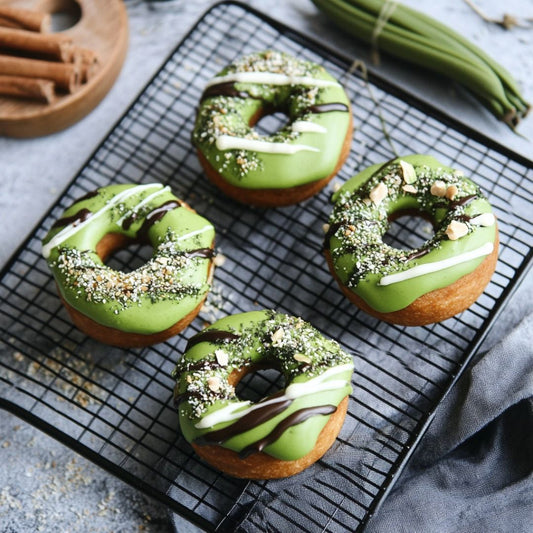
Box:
left=322, top=223, right=330, bottom=234
left=271, top=328, right=285, bottom=344
left=369, top=182, right=388, bottom=205
left=213, top=254, right=226, bottom=267
left=215, top=349, right=228, bottom=367
left=430, top=180, right=447, bottom=197
left=399, top=160, right=417, bottom=184
left=186, top=375, right=193, bottom=383
left=402, top=184, right=417, bottom=194
left=294, top=353, right=312, bottom=364
left=445, top=220, right=469, bottom=240
left=446, top=184, right=459, bottom=200
left=207, top=377, right=221, bottom=392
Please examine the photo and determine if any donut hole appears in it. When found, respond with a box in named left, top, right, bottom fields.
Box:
left=234, top=365, right=285, bottom=404
left=384, top=211, right=435, bottom=251
left=253, top=110, right=290, bottom=137
left=96, top=234, right=154, bottom=273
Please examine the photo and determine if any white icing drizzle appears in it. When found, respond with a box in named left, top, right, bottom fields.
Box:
left=216, top=134, right=319, bottom=154
left=174, top=224, right=214, bottom=244
left=291, top=120, right=327, bottom=134
left=194, top=363, right=353, bottom=429
left=204, top=72, right=340, bottom=89
left=470, top=213, right=495, bottom=227
left=42, top=183, right=163, bottom=259
left=378, top=242, right=494, bottom=286
left=116, top=185, right=171, bottom=226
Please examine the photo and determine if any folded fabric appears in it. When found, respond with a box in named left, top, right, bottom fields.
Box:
left=365, top=312, right=533, bottom=533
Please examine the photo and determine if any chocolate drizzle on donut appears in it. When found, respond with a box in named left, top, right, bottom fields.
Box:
left=201, top=81, right=259, bottom=101
left=185, top=330, right=241, bottom=351
left=73, top=189, right=99, bottom=204
left=136, top=200, right=182, bottom=241
left=453, top=214, right=473, bottom=223
left=238, top=404, right=337, bottom=458
left=194, top=393, right=292, bottom=447
left=324, top=222, right=342, bottom=249
left=51, top=208, right=92, bottom=229
left=200, top=80, right=350, bottom=120
left=182, top=248, right=215, bottom=259
left=121, top=213, right=137, bottom=231
left=174, top=389, right=204, bottom=407
left=200, top=81, right=349, bottom=116
left=450, top=194, right=477, bottom=209
left=194, top=395, right=337, bottom=458
left=303, top=102, right=349, bottom=114
left=405, top=248, right=431, bottom=261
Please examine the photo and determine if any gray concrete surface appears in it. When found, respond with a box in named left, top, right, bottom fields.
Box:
left=1, top=0, right=532, bottom=531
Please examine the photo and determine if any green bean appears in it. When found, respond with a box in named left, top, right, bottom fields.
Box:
left=311, top=0, right=530, bottom=126
left=314, top=0, right=516, bottom=113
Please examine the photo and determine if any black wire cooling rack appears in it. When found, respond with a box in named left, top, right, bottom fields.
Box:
left=1, top=2, right=532, bottom=531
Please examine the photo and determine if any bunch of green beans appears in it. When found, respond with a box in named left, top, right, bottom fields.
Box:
left=311, top=0, right=530, bottom=127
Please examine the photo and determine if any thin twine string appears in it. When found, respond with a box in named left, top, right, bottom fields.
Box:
left=371, top=0, right=398, bottom=65
left=343, top=59, right=399, bottom=158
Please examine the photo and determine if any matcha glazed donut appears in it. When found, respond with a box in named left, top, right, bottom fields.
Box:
left=193, top=50, right=353, bottom=207
left=324, top=155, right=499, bottom=326
left=173, top=310, right=353, bottom=479
left=42, top=183, right=215, bottom=347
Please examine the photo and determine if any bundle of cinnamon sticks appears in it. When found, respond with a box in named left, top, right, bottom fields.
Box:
left=0, top=6, right=99, bottom=104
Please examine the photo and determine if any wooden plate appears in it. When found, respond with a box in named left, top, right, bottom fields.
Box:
left=0, top=0, right=128, bottom=137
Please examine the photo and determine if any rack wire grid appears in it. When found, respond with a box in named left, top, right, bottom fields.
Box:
left=1, top=2, right=532, bottom=531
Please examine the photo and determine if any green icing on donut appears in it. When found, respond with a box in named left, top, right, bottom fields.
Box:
left=42, top=184, right=215, bottom=335
left=193, top=50, right=351, bottom=189
left=326, top=155, right=497, bottom=313
left=173, top=310, right=353, bottom=461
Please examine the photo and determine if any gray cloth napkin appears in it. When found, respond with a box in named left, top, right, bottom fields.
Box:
left=171, top=311, right=533, bottom=532
left=365, top=312, right=533, bottom=533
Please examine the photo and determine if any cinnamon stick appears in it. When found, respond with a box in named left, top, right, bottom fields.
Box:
left=0, top=74, right=55, bottom=103
left=74, top=48, right=100, bottom=82
left=0, top=55, right=79, bottom=92
left=0, top=16, right=21, bottom=29
left=0, top=7, right=50, bottom=33
left=0, top=27, right=74, bottom=62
